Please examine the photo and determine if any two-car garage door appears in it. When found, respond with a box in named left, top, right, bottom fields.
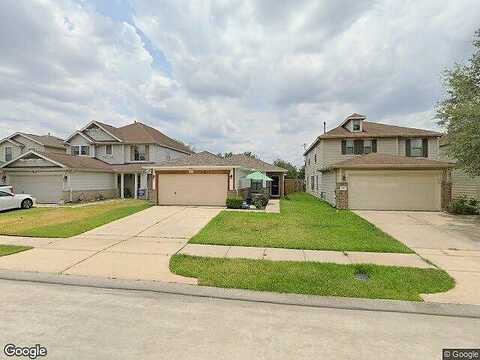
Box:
left=348, top=170, right=442, bottom=211
left=157, top=173, right=228, bottom=206
left=9, top=174, right=63, bottom=204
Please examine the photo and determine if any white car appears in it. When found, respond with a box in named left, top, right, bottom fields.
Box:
left=0, top=186, right=36, bottom=211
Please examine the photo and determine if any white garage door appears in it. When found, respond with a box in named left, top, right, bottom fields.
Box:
left=10, top=174, right=63, bottom=204
left=157, top=173, right=228, bottom=206
left=348, top=170, right=442, bottom=211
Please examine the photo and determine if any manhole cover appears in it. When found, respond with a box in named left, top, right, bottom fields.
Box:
left=354, top=272, right=369, bottom=281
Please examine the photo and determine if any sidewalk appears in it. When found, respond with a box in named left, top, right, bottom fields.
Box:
left=179, top=244, right=434, bottom=268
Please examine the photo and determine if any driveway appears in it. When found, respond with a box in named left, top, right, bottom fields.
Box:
left=355, top=210, right=480, bottom=305
left=0, top=206, right=221, bottom=283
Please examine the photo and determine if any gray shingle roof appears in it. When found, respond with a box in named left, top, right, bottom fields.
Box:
left=330, top=153, right=455, bottom=169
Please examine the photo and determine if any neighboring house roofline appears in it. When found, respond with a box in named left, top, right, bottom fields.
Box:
left=0, top=132, right=65, bottom=150
left=64, top=120, right=123, bottom=143
left=64, top=131, right=95, bottom=144
left=0, top=137, right=24, bottom=147
left=0, top=151, right=67, bottom=169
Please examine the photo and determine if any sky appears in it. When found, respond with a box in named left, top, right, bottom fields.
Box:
left=0, top=0, right=478, bottom=166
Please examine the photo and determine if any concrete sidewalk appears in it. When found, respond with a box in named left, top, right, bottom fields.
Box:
left=0, top=206, right=222, bottom=284
left=179, top=244, right=434, bottom=268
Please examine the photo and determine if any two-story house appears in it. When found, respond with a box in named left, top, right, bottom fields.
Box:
left=0, top=121, right=192, bottom=203
left=0, top=132, right=66, bottom=162
left=304, top=113, right=454, bottom=211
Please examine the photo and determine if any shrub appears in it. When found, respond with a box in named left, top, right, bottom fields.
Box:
left=252, top=193, right=269, bottom=209
left=226, top=197, right=243, bottom=209
left=448, top=196, right=479, bottom=215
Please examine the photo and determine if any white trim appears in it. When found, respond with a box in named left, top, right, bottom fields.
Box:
left=0, top=137, right=24, bottom=147
left=0, top=151, right=67, bottom=169
left=9, top=132, right=44, bottom=147
left=64, top=131, right=95, bottom=144
left=74, top=121, right=122, bottom=142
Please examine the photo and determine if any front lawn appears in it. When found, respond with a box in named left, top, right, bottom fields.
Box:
left=170, top=255, right=454, bottom=301
left=0, top=245, right=32, bottom=257
left=190, top=193, right=411, bottom=253
left=0, top=200, right=150, bottom=238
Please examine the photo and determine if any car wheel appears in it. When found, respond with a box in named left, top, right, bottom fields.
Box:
left=21, top=199, right=33, bottom=209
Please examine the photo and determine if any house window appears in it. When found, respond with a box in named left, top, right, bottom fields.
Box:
left=352, top=120, right=361, bottom=131
left=80, top=146, right=90, bottom=156
left=308, top=158, right=311, bottom=165
left=310, top=176, right=314, bottom=190
left=407, top=139, right=426, bottom=157
left=364, top=140, right=372, bottom=154
left=251, top=180, right=263, bottom=191
left=131, top=145, right=149, bottom=161
left=316, top=175, right=318, bottom=191
left=314, top=154, right=317, bottom=163
left=72, top=146, right=80, bottom=156
left=5, top=147, right=12, bottom=162
left=106, top=145, right=112, bottom=156
left=345, top=140, right=354, bottom=154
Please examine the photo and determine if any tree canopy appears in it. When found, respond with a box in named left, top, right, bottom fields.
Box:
left=436, top=29, right=480, bottom=176
left=273, top=159, right=300, bottom=179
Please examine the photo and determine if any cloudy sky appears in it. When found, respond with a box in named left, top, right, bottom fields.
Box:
left=0, top=0, right=478, bottom=165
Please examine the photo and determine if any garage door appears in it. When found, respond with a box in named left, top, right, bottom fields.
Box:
left=157, top=173, right=228, bottom=206
left=348, top=170, right=442, bottom=211
left=10, top=174, right=63, bottom=204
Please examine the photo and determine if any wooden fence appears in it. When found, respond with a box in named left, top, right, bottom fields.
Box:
left=284, top=179, right=305, bottom=195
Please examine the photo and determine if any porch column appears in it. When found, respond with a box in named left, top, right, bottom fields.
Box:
left=120, top=173, right=125, bottom=199
left=134, top=173, right=138, bottom=199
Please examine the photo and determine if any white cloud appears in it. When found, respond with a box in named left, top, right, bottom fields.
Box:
left=0, top=0, right=479, bottom=165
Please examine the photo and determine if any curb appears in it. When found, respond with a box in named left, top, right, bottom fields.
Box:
left=0, top=270, right=479, bottom=319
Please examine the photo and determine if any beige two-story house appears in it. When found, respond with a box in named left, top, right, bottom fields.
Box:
left=304, top=113, right=454, bottom=211
left=0, top=121, right=192, bottom=203
left=0, top=132, right=66, bottom=162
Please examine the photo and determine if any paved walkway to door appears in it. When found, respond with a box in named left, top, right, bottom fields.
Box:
left=0, top=206, right=222, bottom=284
left=355, top=210, right=480, bottom=305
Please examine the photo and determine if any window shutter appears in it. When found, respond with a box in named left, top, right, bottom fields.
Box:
left=422, top=139, right=428, bottom=157
left=354, top=140, right=364, bottom=155
left=405, top=139, right=411, bottom=157
left=372, top=139, right=377, bottom=153
left=341, top=140, right=346, bottom=155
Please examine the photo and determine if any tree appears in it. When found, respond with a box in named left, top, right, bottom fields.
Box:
left=217, top=152, right=233, bottom=158
left=298, top=164, right=305, bottom=180
left=273, top=159, right=298, bottom=179
left=436, top=29, right=480, bottom=176
left=242, top=151, right=258, bottom=159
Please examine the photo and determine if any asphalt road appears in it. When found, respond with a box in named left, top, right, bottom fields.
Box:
left=1, top=280, right=478, bottom=360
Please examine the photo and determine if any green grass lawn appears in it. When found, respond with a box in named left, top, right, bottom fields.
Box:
left=0, top=200, right=151, bottom=238
left=0, top=244, right=32, bottom=257
left=170, top=255, right=454, bottom=301
left=190, top=193, right=412, bottom=253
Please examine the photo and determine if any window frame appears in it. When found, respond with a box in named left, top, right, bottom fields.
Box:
left=310, top=176, right=315, bottom=190
left=352, top=120, right=361, bottom=132
left=409, top=139, right=424, bottom=158
left=105, top=144, right=113, bottom=156
left=251, top=179, right=263, bottom=192
left=131, top=145, right=149, bottom=162
left=345, top=140, right=354, bottom=155
left=80, top=146, right=90, bottom=156
left=5, top=146, right=13, bottom=162
left=72, top=146, right=80, bottom=156
left=364, top=139, right=372, bottom=154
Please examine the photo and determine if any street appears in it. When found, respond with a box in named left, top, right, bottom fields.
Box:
left=0, top=279, right=478, bottom=359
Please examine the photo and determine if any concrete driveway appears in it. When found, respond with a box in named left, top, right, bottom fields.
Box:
left=355, top=210, right=480, bottom=305
left=0, top=206, right=221, bottom=283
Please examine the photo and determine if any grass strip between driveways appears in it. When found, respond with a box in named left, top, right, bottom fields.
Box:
left=190, top=193, right=412, bottom=253
left=0, top=245, right=32, bottom=257
left=0, top=200, right=151, bottom=238
left=170, top=255, right=454, bottom=302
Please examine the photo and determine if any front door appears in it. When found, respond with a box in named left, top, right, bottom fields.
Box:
left=270, top=176, right=280, bottom=196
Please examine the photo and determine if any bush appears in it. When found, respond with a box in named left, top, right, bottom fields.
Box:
left=252, top=193, right=269, bottom=209
left=448, top=196, right=479, bottom=215
left=226, top=197, right=243, bottom=209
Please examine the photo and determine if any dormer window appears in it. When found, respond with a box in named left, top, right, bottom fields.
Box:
left=72, top=145, right=90, bottom=156
left=352, top=120, right=361, bottom=132
left=5, top=147, right=12, bottom=162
